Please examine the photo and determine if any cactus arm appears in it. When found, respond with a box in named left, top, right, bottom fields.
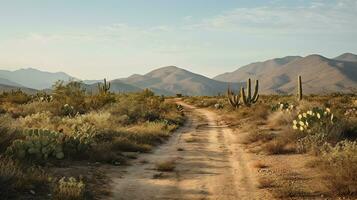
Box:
left=252, top=80, right=259, bottom=102
left=240, top=87, right=249, bottom=106
left=252, top=94, right=259, bottom=103
left=247, top=78, right=251, bottom=101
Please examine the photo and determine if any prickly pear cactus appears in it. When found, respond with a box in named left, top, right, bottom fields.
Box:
left=6, top=129, right=65, bottom=161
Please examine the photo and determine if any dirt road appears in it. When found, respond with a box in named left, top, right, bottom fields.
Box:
left=106, top=101, right=266, bottom=200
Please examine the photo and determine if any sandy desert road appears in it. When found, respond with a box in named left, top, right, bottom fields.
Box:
left=105, top=101, right=265, bottom=200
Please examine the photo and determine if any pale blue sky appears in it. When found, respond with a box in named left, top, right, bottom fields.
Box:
left=0, top=0, right=356, bottom=79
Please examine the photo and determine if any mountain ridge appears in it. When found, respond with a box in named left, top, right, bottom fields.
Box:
left=0, top=52, right=356, bottom=95
left=214, top=53, right=357, bottom=94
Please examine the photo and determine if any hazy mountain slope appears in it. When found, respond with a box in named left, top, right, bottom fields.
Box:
left=118, top=66, right=239, bottom=96
left=0, top=84, right=38, bottom=94
left=214, top=56, right=302, bottom=82
left=0, top=77, right=24, bottom=87
left=334, top=53, right=357, bottom=62
left=0, top=68, right=76, bottom=90
left=214, top=54, right=357, bottom=94
left=77, top=80, right=141, bottom=94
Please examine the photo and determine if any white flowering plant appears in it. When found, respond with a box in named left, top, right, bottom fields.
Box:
left=292, top=107, right=335, bottom=132
left=271, top=102, right=295, bottom=112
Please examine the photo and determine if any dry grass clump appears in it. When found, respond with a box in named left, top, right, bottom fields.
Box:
left=241, top=131, right=275, bottom=145
left=17, top=111, right=58, bottom=130
left=0, top=156, right=50, bottom=199
left=267, top=110, right=296, bottom=128
left=155, top=160, right=176, bottom=172
left=233, top=104, right=270, bottom=121
left=263, top=137, right=296, bottom=155
left=53, top=177, right=85, bottom=200
left=320, top=141, right=357, bottom=195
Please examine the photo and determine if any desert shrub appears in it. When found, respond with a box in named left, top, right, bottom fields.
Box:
left=0, top=126, right=19, bottom=153
left=109, top=91, right=181, bottom=125
left=267, top=110, right=296, bottom=128
left=14, top=101, right=54, bottom=117
left=51, top=81, right=87, bottom=115
left=297, top=132, right=327, bottom=155
left=320, top=141, right=357, bottom=195
left=263, top=138, right=296, bottom=155
left=161, top=110, right=185, bottom=126
left=241, top=131, right=276, bottom=144
left=0, top=156, right=24, bottom=196
left=89, top=142, right=125, bottom=164
left=0, top=114, right=17, bottom=129
left=18, top=111, right=58, bottom=130
left=0, top=156, right=50, bottom=199
left=35, top=91, right=53, bottom=102
left=53, top=177, right=85, bottom=200
left=65, top=111, right=113, bottom=131
left=87, top=93, right=116, bottom=110
left=0, top=90, right=32, bottom=104
left=123, top=122, right=173, bottom=145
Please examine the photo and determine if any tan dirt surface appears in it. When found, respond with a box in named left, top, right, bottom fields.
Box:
left=105, top=101, right=269, bottom=200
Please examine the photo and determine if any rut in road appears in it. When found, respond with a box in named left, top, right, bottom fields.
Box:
left=106, top=102, right=263, bottom=200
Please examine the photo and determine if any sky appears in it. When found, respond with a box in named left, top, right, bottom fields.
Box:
left=0, top=0, right=356, bottom=80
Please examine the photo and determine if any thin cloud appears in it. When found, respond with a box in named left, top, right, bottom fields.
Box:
left=191, top=0, right=357, bottom=34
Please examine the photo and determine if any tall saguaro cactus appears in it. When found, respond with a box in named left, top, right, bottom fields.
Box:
left=297, top=75, right=303, bottom=101
left=240, top=78, right=259, bottom=107
left=227, top=85, right=241, bottom=109
left=98, top=78, right=111, bottom=94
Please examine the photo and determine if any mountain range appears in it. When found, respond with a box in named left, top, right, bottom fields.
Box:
left=214, top=53, right=357, bottom=94
left=0, top=53, right=356, bottom=95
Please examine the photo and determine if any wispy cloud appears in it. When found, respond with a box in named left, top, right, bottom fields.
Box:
left=190, top=0, right=357, bottom=34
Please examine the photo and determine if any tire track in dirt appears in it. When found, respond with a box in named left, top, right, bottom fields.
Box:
left=105, top=101, right=262, bottom=200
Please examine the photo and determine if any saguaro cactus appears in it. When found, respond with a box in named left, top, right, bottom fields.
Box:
left=297, top=75, right=302, bottom=101
left=227, top=85, right=241, bottom=109
left=98, top=78, right=111, bottom=94
left=240, top=78, right=259, bottom=107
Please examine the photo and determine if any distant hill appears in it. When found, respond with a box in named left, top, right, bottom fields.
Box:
left=214, top=53, right=357, bottom=94
left=0, top=68, right=77, bottom=90
left=334, top=53, right=357, bottom=62
left=0, top=77, right=24, bottom=87
left=0, top=84, right=38, bottom=94
left=214, top=56, right=302, bottom=83
left=84, top=80, right=142, bottom=93
left=117, top=66, right=239, bottom=96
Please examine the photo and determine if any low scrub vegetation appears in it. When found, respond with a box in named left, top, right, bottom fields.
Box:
left=184, top=92, right=357, bottom=197
left=0, top=81, right=185, bottom=198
